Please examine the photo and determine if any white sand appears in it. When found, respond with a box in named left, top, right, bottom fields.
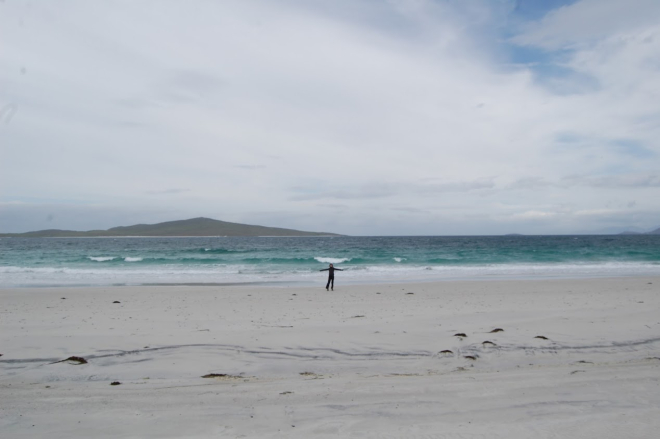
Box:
left=1, top=277, right=659, bottom=438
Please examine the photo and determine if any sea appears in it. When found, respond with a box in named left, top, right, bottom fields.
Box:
left=1, top=235, right=659, bottom=288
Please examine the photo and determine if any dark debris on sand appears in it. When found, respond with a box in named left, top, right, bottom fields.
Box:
left=202, top=373, right=244, bottom=379
left=50, top=356, right=88, bottom=365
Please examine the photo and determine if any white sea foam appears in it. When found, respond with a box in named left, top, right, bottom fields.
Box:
left=89, top=256, right=116, bottom=262
left=314, top=257, right=351, bottom=264
left=393, top=257, right=406, bottom=262
left=124, top=257, right=143, bottom=262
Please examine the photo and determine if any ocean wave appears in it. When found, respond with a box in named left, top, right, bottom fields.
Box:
left=196, top=248, right=248, bottom=254
left=201, top=248, right=232, bottom=254
left=124, top=257, right=143, bottom=262
left=0, top=265, right=239, bottom=275
left=393, top=257, right=406, bottom=262
left=0, top=266, right=71, bottom=274
left=88, top=256, right=116, bottom=262
left=314, top=257, right=351, bottom=264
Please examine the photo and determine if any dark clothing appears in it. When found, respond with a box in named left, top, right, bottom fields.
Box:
left=320, top=267, right=342, bottom=276
left=320, top=267, right=342, bottom=289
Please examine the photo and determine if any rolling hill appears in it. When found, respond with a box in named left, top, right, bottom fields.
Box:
left=0, top=217, right=342, bottom=237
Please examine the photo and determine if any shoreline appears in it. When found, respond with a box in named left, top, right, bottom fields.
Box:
left=3, top=273, right=660, bottom=293
left=3, top=270, right=660, bottom=290
left=2, top=276, right=659, bottom=438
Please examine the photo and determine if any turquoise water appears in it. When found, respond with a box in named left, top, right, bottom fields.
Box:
left=1, top=235, right=659, bottom=287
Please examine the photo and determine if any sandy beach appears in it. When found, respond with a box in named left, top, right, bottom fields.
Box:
left=1, top=277, right=659, bottom=438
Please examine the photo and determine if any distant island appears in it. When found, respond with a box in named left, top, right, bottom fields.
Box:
left=0, top=217, right=342, bottom=238
left=618, top=227, right=660, bottom=235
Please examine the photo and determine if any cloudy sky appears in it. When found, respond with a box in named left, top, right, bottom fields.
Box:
left=1, top=0, right=659, bottom=235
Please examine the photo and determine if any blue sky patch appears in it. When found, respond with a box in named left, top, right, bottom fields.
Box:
left=610, top=139, right=656, bottom=159
left=511, top=0, right=578, bottom=20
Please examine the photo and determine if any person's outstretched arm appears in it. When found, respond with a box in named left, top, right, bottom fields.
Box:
left=319, top=268, right=329, bottom=271
left=335, top=268, right=343, bottom=271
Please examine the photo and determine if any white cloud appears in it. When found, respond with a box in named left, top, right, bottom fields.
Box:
left=0, top=0, right=659, bottom=234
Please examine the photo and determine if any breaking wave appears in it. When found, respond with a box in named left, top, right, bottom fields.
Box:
left=314, top=257, right=351, bottom=264
left=89, top=256, right=116, bottom=262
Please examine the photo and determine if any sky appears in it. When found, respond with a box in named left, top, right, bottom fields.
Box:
left=1, top=0, right=659, bottom=236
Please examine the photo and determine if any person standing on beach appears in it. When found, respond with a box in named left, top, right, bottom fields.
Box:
left=320, top=263, right=343, bottom=291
